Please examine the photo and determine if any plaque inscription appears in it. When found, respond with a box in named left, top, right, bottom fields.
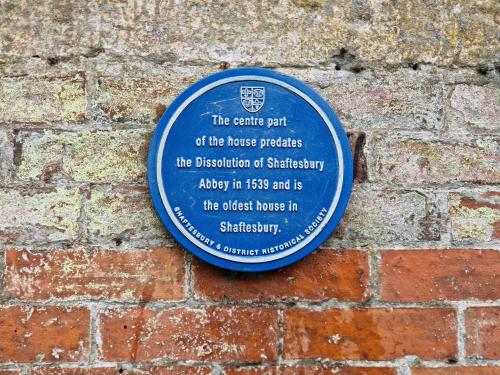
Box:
left=148, top=68, right=352, bottom=271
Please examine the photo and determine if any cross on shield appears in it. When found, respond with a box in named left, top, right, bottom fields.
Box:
left=240, top=86, right=265, bottom=113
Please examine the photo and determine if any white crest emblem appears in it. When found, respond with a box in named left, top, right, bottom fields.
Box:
left=240, top=86, right=265, bottom=113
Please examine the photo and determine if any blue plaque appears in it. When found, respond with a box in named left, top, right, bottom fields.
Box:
left=148, top=68, right=352, bottom=272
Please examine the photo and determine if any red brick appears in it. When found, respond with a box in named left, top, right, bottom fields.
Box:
left=225, top=368, right=278, bottom=375
left=284, top=308, right=457, bottom=360
left=137, top=369, right=210, bottom=375
left=412, top=367, right=500, bottom=375
left=0, top=306, right=89, bottom=362
left=32, top=367, right=210, bottom=374
left=0, top=371, right=23, bottom=375
left=32, top=370, right=116, bottom=375
left=226, top=367, right=397, bottom=375
left=5, top=248, right=185, bottom=301
left=380, top=249, right=500, bottom=302
left=465, top=307, right=499, bottom=359
left=281, top=368, right=397, bottom=375
left=99, top=307, right=278, bottom=362
left=193, top=250, right=370, bottom=302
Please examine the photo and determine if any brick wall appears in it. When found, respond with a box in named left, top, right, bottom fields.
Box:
left=0, top=1, right=499, bottom=374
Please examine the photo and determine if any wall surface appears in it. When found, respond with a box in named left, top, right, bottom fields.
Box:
left=0, top=0, right=499, bottom=374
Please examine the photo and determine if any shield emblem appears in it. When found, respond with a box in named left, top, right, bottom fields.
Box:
left=240, top=86, right=265, bottom=113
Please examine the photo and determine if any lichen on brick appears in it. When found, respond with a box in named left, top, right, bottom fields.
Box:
left=85, top=186, right=167, bottom=243
left=0, top=73, right=85, bottom=123
left=17, top=129, right=149, bottom=183
left=449, top=192, right=499, bottom=242
left=98, top=78, right=180, bottom=123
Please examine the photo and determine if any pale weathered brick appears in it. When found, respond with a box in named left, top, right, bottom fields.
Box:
left=0, top=188, right=81, bottom=244
left=370, top=138, right=499, bottom=185
left=321, top=72, right=443, bottom=130
left=449, top=191, right=499, bottom=243
left=85, top=186, right=167, bottom=244
left=97, top=72, right=213, bottom=123
left=330, top=189, right=441, bottom=246
left=448, top=83, right=500, bottom=134
left=99, top=70, right=443, bottom=129
left=0, top=73, right=85, bottom=123
left=17, top=129, right=149, bottom=183
left=347, top=1, right=498, bottom=67
left=0, top=1, right=497, bottom=67
left=0, top=127, right=13, bottom=184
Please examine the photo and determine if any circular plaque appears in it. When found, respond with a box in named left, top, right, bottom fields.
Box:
left=148, top=68, right=352, bottom=271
